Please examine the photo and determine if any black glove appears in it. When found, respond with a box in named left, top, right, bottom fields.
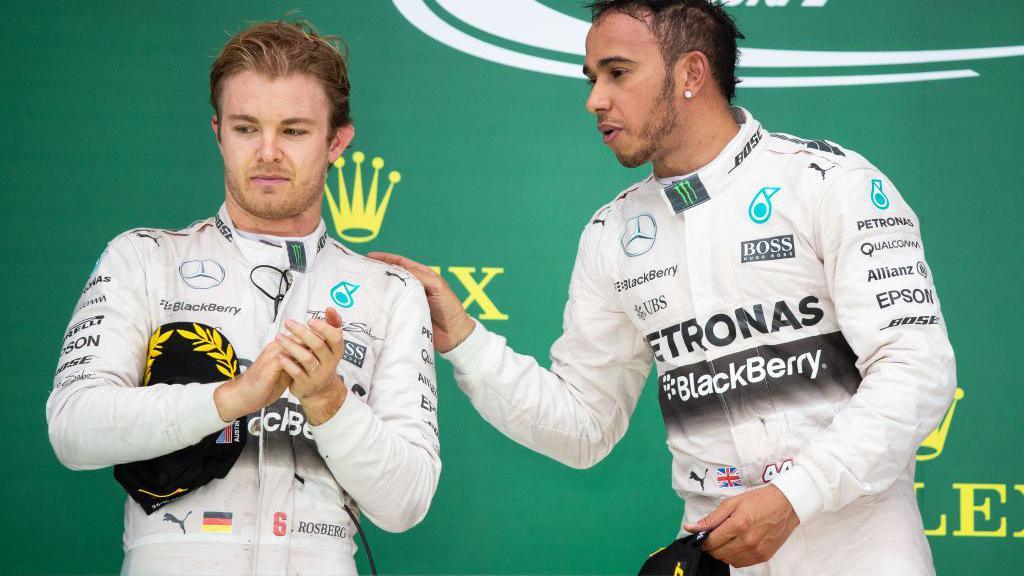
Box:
left=638, top=531, right=730, bottom=576
left=114, top=322, right=247, bottom=514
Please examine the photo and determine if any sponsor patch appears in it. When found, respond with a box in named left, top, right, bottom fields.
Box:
left=762, top=459, right=794, bottom=483
left=621, top=214, right=658, bottom=257
left=330, top=281, right=360, bottom=308
left=65, top=315, right=104, bottom=341
left=748, top=186, right=782, bottom=224
left=343, top=341, right=367, bottom=368
left=179, top=259, right=226, bottom=289
left=613, top=265, right=677, bottom=293
left=664, top=175, right=710, bottom=214
left=876, top=288, right=934, bottom=309
left=159, top=299, right=241, bottom=316
left=741, top=234, right=795, bottom=263
left=881, top=315, right=941, bottom=330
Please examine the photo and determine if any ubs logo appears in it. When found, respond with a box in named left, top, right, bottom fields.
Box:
left=179, top=259, right=226, bottom=289
left=621, top=214, right=657, bottom=257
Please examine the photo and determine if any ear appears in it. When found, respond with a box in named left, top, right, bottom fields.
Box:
left=674, top=51, right=711, bottom=99
left=328, top=124, right=356, bottom=163
left=211, top=114, right=222, bottom=146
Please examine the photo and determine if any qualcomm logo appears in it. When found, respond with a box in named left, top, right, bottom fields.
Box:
left=392, top=0, right=1024, bottom=88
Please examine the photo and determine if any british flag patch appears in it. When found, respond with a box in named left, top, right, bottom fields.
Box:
left=716, top=466, right=743, bottom=488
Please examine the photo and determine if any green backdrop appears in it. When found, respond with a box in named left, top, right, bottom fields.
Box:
left=3, top=1, right=1022, bottom=573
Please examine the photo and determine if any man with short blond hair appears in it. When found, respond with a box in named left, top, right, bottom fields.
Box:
left=48, top=20, right=440, bottom=575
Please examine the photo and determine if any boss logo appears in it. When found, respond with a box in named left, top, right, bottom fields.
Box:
left=741, top=234, right=795, bottom=263
left=343, top=341, right=367, bottom=368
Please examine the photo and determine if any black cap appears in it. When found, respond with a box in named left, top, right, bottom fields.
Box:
left=638, top=531, right=730, bottom=575
left=114, top=322, right=247, bottom=515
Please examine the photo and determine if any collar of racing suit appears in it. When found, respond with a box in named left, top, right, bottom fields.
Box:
left=654, top=107, right=765, bottom=215
left=214, top=204, right=331, bottom=274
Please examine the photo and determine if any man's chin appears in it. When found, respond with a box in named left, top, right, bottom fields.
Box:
left=614, top=149, right=650, bottom=169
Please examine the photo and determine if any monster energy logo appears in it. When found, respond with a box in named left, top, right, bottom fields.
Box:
left=663, top=175, right=710, bottom=214
left=674, top=182, right=697, bottom=205
left=287, top=241, right=306, bottom=272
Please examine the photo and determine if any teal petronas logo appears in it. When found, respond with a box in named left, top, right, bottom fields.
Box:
left=330, top=281, right=360, bottom=309
left=870, top=179, right=890, bottom=210
left=748, top=186, right=782, bottom=224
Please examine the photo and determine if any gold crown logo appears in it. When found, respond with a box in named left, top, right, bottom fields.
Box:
left=324, top=151, right=401, bottom=243
left=916, top=387, right=965, bottom=461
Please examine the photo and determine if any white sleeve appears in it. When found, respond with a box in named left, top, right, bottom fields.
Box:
left=773, top=168, right=957, bottom=522
left=441, top=221, right=653, bottom=469
left=310, top=281, right=441, bottom=533
left=46, top=234, right=227, bottom=471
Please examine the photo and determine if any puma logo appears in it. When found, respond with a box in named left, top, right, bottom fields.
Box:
left=385, top=270, right=408, bottom=285
left=689, top=468, right=708, bottom=491
left=808, top=162, right=835, bottom=180
left=162, top=511, right=192, bottom=534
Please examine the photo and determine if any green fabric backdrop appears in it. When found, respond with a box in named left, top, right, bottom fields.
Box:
left=3, top=1, right=1022, bottom=573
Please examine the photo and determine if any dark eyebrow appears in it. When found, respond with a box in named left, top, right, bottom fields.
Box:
left=582, top=56, right=637, bottom=77
left=226, top=114, right=315, bottom=126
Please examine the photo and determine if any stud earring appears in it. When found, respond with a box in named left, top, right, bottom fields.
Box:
left=684, top=90, right=693, bottom=99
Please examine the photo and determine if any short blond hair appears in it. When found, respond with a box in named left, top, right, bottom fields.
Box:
left=210, top=20, right=351, bottom=131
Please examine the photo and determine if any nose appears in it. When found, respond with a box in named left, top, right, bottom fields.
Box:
left=258, top=131, right=283, bottom=163
left=585, top=79, right=609, bottom=116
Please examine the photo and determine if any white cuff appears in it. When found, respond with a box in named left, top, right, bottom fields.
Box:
left=771, top=464, right=825, bottom=524
left=175, top=382, right=231, bottom=445
left=310, top=393, right=374, bottom=461
left=440, top=318, right=490, bottom=375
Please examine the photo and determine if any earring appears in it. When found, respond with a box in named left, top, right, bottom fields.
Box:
left=684, top=90, right=693, bottom=99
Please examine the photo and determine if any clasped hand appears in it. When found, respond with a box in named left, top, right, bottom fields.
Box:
left=682, top=484, right=800, bottom=568
left=213, top=307, right=347, bottom=426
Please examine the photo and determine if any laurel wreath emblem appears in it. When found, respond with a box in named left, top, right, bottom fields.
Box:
left=176, top=323, right=239, bottom=379
left=143, top=326, right=173, bottom=386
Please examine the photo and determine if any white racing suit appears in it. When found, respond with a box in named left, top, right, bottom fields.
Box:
left=443, top=109, right=955, bottom=574
left=47, top=206, right=440, bottom=575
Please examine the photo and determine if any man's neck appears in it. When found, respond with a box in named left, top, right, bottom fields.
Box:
left=224, top=196, right=321, bottom=237
left=651, top=103, right=740, bottom=179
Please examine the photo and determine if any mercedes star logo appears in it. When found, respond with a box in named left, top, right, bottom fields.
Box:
left=621, top=214, right=657, bottom=257
left=179, top=259, right=226, bottom=289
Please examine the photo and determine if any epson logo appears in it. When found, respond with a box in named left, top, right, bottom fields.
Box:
left=741, top=234, right=795, bottom=263
left=876, top=288, right=935, bottom=309
left=646, top=296, right=824, bottom=361
left=343, top=341, right=367, bottom=368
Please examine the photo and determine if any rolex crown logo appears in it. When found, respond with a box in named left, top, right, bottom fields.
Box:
left=324, top=151, right=401, bottom=243
left=916, top=387, right=965, bottom=461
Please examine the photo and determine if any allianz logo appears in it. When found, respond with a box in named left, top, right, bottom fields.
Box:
left=393, top=0, right=1024, bottom=87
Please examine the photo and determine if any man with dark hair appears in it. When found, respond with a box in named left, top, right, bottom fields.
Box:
left=372, top=1, right=954, bottom=572
left=47, top=20, right=440, bottom=574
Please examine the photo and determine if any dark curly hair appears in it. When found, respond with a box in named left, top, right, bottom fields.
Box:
left=586, top=0, right=744, bottom=101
